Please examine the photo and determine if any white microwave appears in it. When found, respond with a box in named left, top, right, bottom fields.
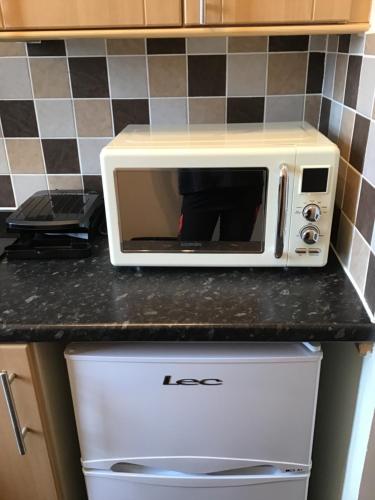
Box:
left=100, top=122, right=339, bottom=267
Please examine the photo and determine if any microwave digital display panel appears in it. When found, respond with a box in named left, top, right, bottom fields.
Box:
left=116, top=168, right=268, bottom=254
left=301, top=167, right=329, bottom=193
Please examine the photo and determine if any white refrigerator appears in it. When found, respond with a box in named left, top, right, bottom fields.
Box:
left=65, top=342, right=322, bottom=500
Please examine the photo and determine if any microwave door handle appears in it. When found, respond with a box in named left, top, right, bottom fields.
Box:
left=275, top=164, right=288, bottom=259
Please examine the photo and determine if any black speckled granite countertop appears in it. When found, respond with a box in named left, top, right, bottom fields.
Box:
left=0, top=238, right=374, bottom=342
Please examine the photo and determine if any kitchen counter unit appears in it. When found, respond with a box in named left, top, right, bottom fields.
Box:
left=0, top=238, right=373, bottom=342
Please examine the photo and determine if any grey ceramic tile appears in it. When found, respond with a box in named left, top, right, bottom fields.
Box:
left=0, top=140, right=9, bottom=174
left=108, top=56, right=148, bottom=98
left=333, top=54, right=348, bottom=103
left=227, top=54, right=266, bottom=97
left=364, top=252, right=375, bottom=315
left=12, top=174, right=48, bottom=205
left=66, top=39, right=106, bottom=56
left=150, top=98, right=187, bottom=125
left=78, top=138, right=109, bottom=174
left=342, top=165, right=361, bottom=223
left=356, top=57, right=375, bottom=118
left=107, top=39, right=145, bottom=55
left=327, top=101, right=343, bottom=144
left=327, top=35, right=339, bottom=52
left=29, top=58, right=71, bottom=98
left=35, top=100, right=76, bottom=138
left=6, top=139, right=45, bottom=174
left=304, top=95, right=321, bottom=128
left=47, top=175, right=83, bottom=190
left=350, top=35, right=365, bottom=55
left=335, top=157, right=347, bottom=208
left=0, top=42, right=26, bottom=57
left=188, top=98, right=225, bottom=124
left=228, top=37, right=267, bottom=53
left=0, top=175, right=15, bottom=207
left=187, top=37, right=226, bottom=54
left=0, top=58, right=33, bottom=99
left=336, top=213, right=354, bottom=267
left=363, top=121, right=375, bottom=187
left=356, top=179, right=375, bottom=244
left=265, top=95, right=304, bottom=122
left=323, top=53, right=336, bottom=98
left=149, top=55, right=187, bottom=97
left=349, top=228, right=371, bottom=293
left=309, top=35, right=327, bottom=52
left=267, top=53, right=307, bottom=95
left=338, top=107, right=355, bottom=161
left=74, top=100, right=113, bottom=137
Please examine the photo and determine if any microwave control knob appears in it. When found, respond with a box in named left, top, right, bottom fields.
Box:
left=303, top=204, right=321, bottom=222
left=301, top=226, right=320, bottom=245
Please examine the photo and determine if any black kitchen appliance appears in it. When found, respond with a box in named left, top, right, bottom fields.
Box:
left=5, top=190, right=104, bottom=259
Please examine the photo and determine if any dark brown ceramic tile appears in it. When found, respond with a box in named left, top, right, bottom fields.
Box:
left=269, top=36, right=309, bottom=52
left=364, top=252, right=375, bottom=315
left=330, top=205, right=341, bottom=247
left=112, top=99, right=149, bottom=135
left=188, top=55, right=226, bottom=97
left=349, top=114, right=370, bottom=173
left=0, top=100, right=38, bottom=137
left=304, top=95, right=322, bottom=128
left=83, top=175, right=103, bottom=193
left=227, top=97, right=264, bottom=123
left=342, top=166, right=361, bottom=223
left=344, top=56, right=362, bottom=109
left=147, top=38, right=185, bottom=54
left=356, top=179, right=375, bottom=244
left=0, top=175, right=15, bottom=207
left=319, top=98, right=331, bottom=136
left=338, top=35, right=351, bottom=53
left=27, top=40, right=66, bottom=56
left=69, top=57, right=109, bottom=98
left=42, top=139, right=80, bottom=174
left=306, top=52, right=325, bottom=94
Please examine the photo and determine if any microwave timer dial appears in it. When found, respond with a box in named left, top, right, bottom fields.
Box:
left=301, top=226, right=320, bottom=245
left=302, top=204, right=321, bottom=222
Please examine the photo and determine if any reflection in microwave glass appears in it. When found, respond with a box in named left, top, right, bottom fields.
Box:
left=117, top=168, right=268, bottom=253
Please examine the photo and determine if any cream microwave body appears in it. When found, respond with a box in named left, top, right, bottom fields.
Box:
left=100, top=122, right=339, bottom=267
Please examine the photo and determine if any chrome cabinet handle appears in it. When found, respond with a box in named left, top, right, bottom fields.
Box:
left=0, top=371, right=28, bottom=455
left=199, top=0, right=206, bottom=25
left=275, top=164, right=288, bottom=259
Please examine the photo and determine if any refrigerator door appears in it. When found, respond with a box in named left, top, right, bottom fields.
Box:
left=66, top=343, right=321, bottom=471
left=83, top=468, right=309, bottom=500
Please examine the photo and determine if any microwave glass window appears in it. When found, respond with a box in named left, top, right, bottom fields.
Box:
left=115, top=168, right=268, bottom=253
left=301, top=168, right=329, bottom=193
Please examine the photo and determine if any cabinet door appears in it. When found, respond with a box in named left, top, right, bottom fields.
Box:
left=313, top=0, right=352, bottom=22
left=184, top=0, right=314, bottom=25
left=0, top=345, right=58, bottom=500
left=0, top=0, right=182, bottom=29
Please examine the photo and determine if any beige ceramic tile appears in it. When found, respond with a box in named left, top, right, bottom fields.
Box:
left=187, top=37, right=226, bottom=54
left=228, top=54, right=266, bottom=96
left=29, top=58, right=71, bottom=98
left=188, top=98, right=225, bottom=124
left=327, top=35, right=339, bottom=52
left=265, top=95, right=304, bottom=122
left=6, top=139, right=45, bottom=174
left=0, top=140, right=9, bottom=174
left=309, top=35, right=327, bottom=52
left=106, top=39, right=145, bottom=55
left=335, top=157, right=347, bottom=208
left=336, top=213, right=354, bottom=267
left=364, top=33, right=375, bottom=55
left=333, top=54, right=348, bottom=103
left=0, top=42, right=26, bottom=56
left=228, top=37, right=267, bottom=53
left=342, top=165, right=361, bottom=223
left=338, top=107, right=355, bottom=161
left=48, top=175, right=83, bottom=190
left=304, top=95, right=321, bottom=128
left=349, top=228, right=371, bottom=292
left=148, top=56, right=187, bottom=97
left=267, top=53, right=307, bottom=95
left=74, top=100, right=113, bottom=137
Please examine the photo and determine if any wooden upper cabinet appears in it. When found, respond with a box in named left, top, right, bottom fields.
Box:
left=184, top=0, right=362, bottom=25
left=0, top=0, right=182, bottom=29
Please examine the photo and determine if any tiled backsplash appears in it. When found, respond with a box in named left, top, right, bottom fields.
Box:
left=0, top=35, right=325, bottom=209
left=319, top=33, right=375, bottom=319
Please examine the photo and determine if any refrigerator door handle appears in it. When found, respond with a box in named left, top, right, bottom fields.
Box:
left=84, top=467, right=309, bottom=487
